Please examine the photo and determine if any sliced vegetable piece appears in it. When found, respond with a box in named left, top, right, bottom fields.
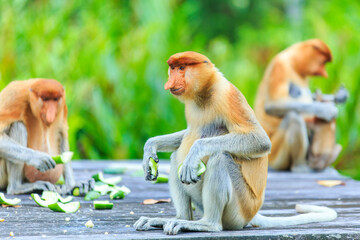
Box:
left=152, top=174, right=168, bottom=184
left=94, top=182, right=112, bottom=195
left=72, top=188, right=80, bottom=196
left=52, top=151, right=74, bottom=164
left=178, top=160, right=207, bottom=179
left=0, top=193, right=21, bottom=206
left=56, top=193, right=73, bottom=203
left=103, top=167, right=126, bottom=175
left=149, top=157, right=158, bottom=176
left=56, top=175, right=65, bottom=185
left=40, top=191, right=58, bottom=202
left=114, top=185, right=131, bottom=195
left=48, top=202, right=80, bottom=213
left=94, top=200, right=113, bottom=210
left=110, top=190, right=125, bottom=200
left=84, top=191, right=101, bottom=201
left=31, top=193, right=57, bottom=207
left=92, top=172, right=122, bottom=186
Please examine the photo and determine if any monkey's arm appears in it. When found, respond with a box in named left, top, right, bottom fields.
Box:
left=179, top=129, right=271, bottom=184
left=265, top=101, right=338, bottom=122
left=0, top=133, right=55, bottom=172
left=312, top=86, right=349, bottom=104
left=143, top=130, right=186, bottom=181
left=59, top=136, right=94, bottom=195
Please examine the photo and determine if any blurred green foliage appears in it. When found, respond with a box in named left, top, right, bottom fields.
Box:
left=0, top=0, right=359, bottom=178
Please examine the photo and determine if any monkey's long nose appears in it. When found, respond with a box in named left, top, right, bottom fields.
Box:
left=45, top=102, right=57, bottom=125
left=164, top=78, right=176, bottom=90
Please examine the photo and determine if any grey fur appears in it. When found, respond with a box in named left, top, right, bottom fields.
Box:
left=265, top=101, right=338, bottom=122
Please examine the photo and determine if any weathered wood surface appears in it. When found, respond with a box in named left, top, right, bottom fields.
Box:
left=0, top=160, right=359, bottom=239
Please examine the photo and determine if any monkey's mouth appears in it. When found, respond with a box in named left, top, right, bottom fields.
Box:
left=170, top=87, right=184, bottom=95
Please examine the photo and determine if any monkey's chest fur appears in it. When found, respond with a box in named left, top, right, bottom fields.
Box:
left=23, top=119, right=63, bottom=184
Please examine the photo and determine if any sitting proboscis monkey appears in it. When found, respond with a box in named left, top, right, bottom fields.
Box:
left=255, top=39, right=348, bottom=172
left=0, top=79, right=94, bottom=195
left=134, top=51, right=337, bottom=235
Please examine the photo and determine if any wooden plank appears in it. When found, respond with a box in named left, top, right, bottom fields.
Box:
left=0, top=160, right=359, bottom=239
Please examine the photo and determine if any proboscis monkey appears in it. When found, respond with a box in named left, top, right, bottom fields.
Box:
left=0, top=79, right=94, bottom=195
left=134, top=51, right=337, bottom=235
left=255, top=39, right=348, bottom=172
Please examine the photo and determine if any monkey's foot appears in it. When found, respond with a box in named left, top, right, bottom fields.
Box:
left=290, top=164, right=314, bottom=173
left=134, top=217, right=169, bottom=230
left=59, top=179, right=95, bottom=195
left=7, top=181, right=57, bottom=195
left=163, top=219, right=221, bottom=235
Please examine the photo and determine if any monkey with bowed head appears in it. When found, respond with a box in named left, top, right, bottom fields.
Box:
left=0, top=79, right=94, bottom=195
left=134, top=52, right=337, bottom=235
left=255, top=39, right=348, bottom=172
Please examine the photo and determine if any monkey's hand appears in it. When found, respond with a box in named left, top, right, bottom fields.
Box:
left=27, top=152, right=56, bottom=172
left=313, top=102, right=338, bottom=121
left=334, top=86, right=349, bottom=104
left=180, top=141, right=203, bottom=185
left=143, top=142, right=159, bottom=181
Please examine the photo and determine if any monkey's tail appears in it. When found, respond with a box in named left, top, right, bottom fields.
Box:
left=249, top=204, right=337, bottom=228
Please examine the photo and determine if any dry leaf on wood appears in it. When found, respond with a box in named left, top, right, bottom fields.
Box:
left=142, top=198, right=171, bottom=205
left=2, top=204, right=21, bottom=208
left=317, top=180, right=345, bottom=187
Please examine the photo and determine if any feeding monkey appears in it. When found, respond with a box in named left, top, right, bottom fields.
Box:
left=134, top=51, right=337, bottom=235
left=255, top=39, right=348, bottom=172
left=0, top=79, right=94, bottom=195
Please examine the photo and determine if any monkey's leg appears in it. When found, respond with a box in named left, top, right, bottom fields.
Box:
left=5, top=122, right=57, bottom=194
left=134, top=153, right=192, bottom=231
left=0, top=159, right=7, bottom=189
left=269, top=112, right=311, bottom=172
left=308, top=120, right=342, bottom=170
left=164, top=152, right=233, bottom=235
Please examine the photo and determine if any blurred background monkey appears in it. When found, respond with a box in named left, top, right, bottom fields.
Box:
left=134, top=51, right=336, bottom=235
left=255, top=39, right=348, bottom=172
left=0, top=79, right=94, bottom=195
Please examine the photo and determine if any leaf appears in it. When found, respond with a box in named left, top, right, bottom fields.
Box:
left=317, top=180, right=345, bottom=187
left=2, top=204, right=21, bottom=208
left=142, top=198, right=171, bottom=205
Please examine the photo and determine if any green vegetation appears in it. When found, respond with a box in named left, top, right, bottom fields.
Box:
left=0, top=0, right=359, bottom=178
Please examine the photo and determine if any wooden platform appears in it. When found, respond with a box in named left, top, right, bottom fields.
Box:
left=1, top=160, right=359, bottom=239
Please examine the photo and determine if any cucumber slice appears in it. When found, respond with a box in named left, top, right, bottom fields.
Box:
left=56, top=175, right=65, bottom=185
left=94, top=182, right=113, bottom=195
left=56, top=193, right=73, bottom=203
left=52, top=152, right=74, bottom=164
left=40, top=191, right=58, bottom=202
left=72, top=188, right=80, bottom=196
left=92, top=172, right=122, bottom=186
left=109, top=190, right=125, bottom=200
left=114, top=186, right=131, bottom=195
left=48, top=201, right=80, bottom=213
left=103, top=167, right=126, bottom=175
left=153, top=174, right=169, bottom=184
left=31, top=193, right=57, bottom=207
left=41, top=191, right=73, bottom=203
left=0, top=193, right=21, bottom=206
left=178, top=160, right=207, bottom=179
left=94, top=200, right=113, bottom=210
left=84, top=191, right=101, bottom=201
left=149, top=157, right=158, bottom=176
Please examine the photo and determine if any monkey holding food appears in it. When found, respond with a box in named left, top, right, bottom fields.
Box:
left=134, top=51, right=336, bottom=235
left=0, top=78, right=94, bottom=195
left=255, top=39, right=348, bottom=172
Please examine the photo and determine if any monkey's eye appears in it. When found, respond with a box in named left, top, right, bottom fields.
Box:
left=53, top=97, right=59, bottom=101
left=179, top=66, right=185, bottom=70
left=42, top=97, right=50, bottom=101
left=171, top=65, right=175, bottom=70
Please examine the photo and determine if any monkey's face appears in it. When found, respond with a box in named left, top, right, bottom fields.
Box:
left=165, top=65, right=187, bottom=96
left=307, top=53, right=329, bottom=78
left=29, top=79, right=64, bottom=126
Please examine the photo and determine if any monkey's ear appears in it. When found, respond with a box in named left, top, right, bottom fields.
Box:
left=204, top=61, right=208, bottom=63
left=29, top=88, right=32, bottom=92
